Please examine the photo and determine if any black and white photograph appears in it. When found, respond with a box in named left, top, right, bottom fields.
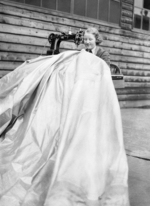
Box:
left=0, top=0, right=150, bottom=205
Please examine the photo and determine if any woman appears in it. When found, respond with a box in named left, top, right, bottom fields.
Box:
left=0, top=34, right=129, bottom=205
left=84, top=27, right=110, bottom=66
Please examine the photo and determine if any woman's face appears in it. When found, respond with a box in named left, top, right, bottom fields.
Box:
left=84, top=32, right=96, bottom=50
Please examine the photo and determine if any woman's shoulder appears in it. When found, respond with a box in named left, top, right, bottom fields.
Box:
left=96, top=46, right=110, bottom=66
left=96, top=47, right=109, bottom=56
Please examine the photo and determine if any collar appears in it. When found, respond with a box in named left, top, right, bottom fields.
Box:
left=92, top=46, right=97, bottom=55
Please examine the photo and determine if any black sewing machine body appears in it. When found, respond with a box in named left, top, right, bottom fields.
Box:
left=47, top=31, right=84, bottom=55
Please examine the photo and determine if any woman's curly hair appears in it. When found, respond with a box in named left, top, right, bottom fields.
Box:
left=84, top=27, right=103, bottom=45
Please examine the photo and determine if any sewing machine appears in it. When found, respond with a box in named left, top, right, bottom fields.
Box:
left=46, top=31, right=124, bottom=88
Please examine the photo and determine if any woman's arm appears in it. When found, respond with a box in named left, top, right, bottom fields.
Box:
left=96, top=48, right=110, bottom=67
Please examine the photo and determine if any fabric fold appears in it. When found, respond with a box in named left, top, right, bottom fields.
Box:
left=0, top=50, right=129, bottom=206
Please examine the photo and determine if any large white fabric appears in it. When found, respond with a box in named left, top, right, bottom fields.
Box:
left=0, top=50, right=129, bottom=206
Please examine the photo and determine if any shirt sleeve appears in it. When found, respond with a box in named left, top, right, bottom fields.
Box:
left=96, top=49, right=110, bottom=67
left=100, top=50, right=110, bottom=67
